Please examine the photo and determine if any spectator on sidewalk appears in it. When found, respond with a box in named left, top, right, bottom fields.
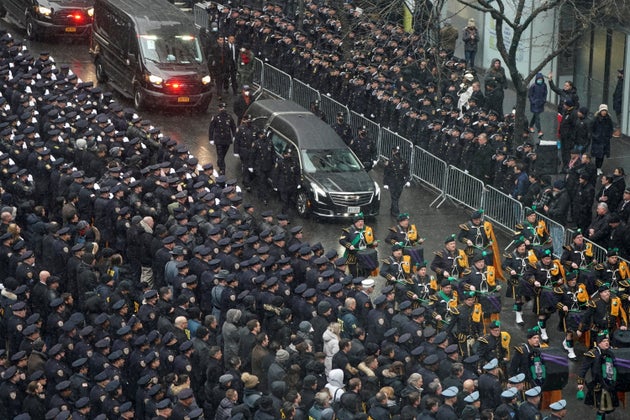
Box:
left=528, top=73, right=547, bottom=138
left=591, top=104, right=614, bottom=175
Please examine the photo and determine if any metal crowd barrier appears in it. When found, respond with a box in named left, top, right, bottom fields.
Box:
left=291, top=79, right=320, bottom=111
left=319, top=95, right=349, bottom=125
left=439, top=166, right=485, bottom=210
left=260, top=64, right=292, bottom=100
left=379, top=129, right=414, bottom=166
left=349, top=111, right=381, bottom=150
left=193, top=2, right=210, bottom=29
left=252, top=58, right=264, bottom=86
left=412, top=147, right=448, bottom=204
left=482, top=186, right=524, bottom=234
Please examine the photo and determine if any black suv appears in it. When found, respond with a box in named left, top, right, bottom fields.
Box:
left=0, top=0, right=94, bottom=40
left=247, top=99, right=381, bottom=219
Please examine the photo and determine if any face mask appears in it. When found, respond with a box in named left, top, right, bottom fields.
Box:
left=536, top=79, right=543, bottom=85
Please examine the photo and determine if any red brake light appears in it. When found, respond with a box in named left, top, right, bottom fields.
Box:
left=73, top=14, right=83, bottom=22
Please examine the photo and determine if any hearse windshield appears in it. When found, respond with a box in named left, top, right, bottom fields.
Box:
left=138, top=33, right=203, bottom=64
left=301, top=149, right=363, bottom=174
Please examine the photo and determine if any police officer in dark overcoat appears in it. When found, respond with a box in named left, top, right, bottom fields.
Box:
left=208, top=102, right=236, bottom=175
left=383, top=146, right=411, bottom=217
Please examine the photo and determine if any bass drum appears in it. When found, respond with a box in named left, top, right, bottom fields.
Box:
left=357, top=248, right=378, bottom=271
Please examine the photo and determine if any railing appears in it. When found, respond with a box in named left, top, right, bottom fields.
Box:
left=249, top=57, right=630, bottom=265
left=482, top=186, right=524, bottom=236
left=565, top=228, right=609, bottom=264
left=441, top=166, right=485, bottom=211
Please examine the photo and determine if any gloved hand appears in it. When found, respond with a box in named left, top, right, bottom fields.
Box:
left=247, top=168, right=254, bottom=173
left=405, top=182, right=411, bottom=188
left=210, top=140, right=215, bottom=145
left=383, top=185, right=389, bottom=190
left=297, top=185, right=301, bottom=189
left=372, top=160, right=378, bottom=168
left=233, top=153, right=239, bottom=158
left=273, top=187, right=278, bottom=191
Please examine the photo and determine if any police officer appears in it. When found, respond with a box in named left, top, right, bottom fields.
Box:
left=233, top=114, right=257, bottom=191
left=274, top=147, right=301, bottom=215
left=383, top=146, right=411, bottom=216
left=333, top=112, right=353, bottom=145
left=252, top=130, right=275, bottom=205
left=208, top=102, right=236, bottom=175
left=517, top=386, right=543, bottom=420
left=350, top=126, right=377, bottom=170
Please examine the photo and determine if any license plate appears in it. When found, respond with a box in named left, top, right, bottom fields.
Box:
left=348, top=206, right=360, bottom=213
left=177, top=97, right=190, bottom=103
left=65, top=27, right=77, bottom=32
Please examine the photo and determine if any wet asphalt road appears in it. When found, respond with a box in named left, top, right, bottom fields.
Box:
left=4, top=17, right=630, bottom=417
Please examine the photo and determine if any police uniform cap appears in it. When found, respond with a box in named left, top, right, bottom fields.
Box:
left=483, top=358, right=499, bottom=370
left=162, top=236, right=175, bottom=245
left=442, top=386, right=459, bottom=398
left=384, top=328, right=398, bottom=338
left=11, top=350, right=27, bottom=361
left=72, top=358, right=88, bottom=368
left=549, top=399, right=567, bottom=411
left=272, top=233, right=285, bottom=242
left=11, top=301, right=26, bottom=311
left=317, top=301, right=332, bottom=314
left=399, top=300, right=412, bottom=310
left=188, top=407, right=203, bottom=419
left=335, top=256, right=348, bottom=266
left=143, top=352, right=157, bottom=364
left=411, top=307, right=425, bottom=317
left=423, top=326, right=436, bottom=338
left=94, top=370, right=110, bottom=382
left=208, top=226, right=222, bottom=236
left=423, top=354, right=439, bottom=366
left=411, top=345, right=425, bottom=356
left=508, top=373, right=525, bottom=383
left=71, top=243, right=85, bottom=252
left=112, top=299, right=126, bottom=310
left=398, top=332, right=411, bottom=344
left=119, top=401, right=133, bottom=413
left=78, top=325, right=94, bottom=338
left=61, top=321, right=76, bottom=332
left=105, top=380, right=121, bottom=393
left=22, top=324, right=38, bottom=336
left=49, top=297, right=64, bottom=308
left=162, top=331, right=176, bottom=344
left=464, top=390, right=480, bottom=403
left=498, top=388, right=517, bottom=400
left=525, top=386, right=541, bottom=397
left=325, top=249, right=338, bottom=260
left=433, top=331, right=448, bottom=345
left=218, top=237, right=231, bottom=247
left=321, top=269, right=334, bottom=278
left=155, top=398, right=172, bottom=409
left=147, top=330, right=161, bottom=343
left=55, top=380, right=71, bottom=391
left=290, top=225, right=303, bottom=235
left=108, top=350, right=124, bottom=361
left=147, top=383, right=162, bottom=397
left=94, top=313, right=109, bottom=325
left=144, top=289, right=158, bottom=299
left=95, top=338, right=110, bottom=349
left=444, top=343, right=459, bottom=355
left=175, top=261, right=188, bottom=270
left=373, top=295, right=387, bottom=306
left=20, top=250, right=34, bottom=261
left=316, top=281, right=330, bottom=292
left=74, top=396, right=90, bottom=409
left=303, top=288, right=316, bottom=298
left=381, top=285, right=395, bottom=295
left=277, top=213, right=289, bottom=221
left=295, top=284, right=308, bottom=294
left=180, top=340, right=194, bottom=352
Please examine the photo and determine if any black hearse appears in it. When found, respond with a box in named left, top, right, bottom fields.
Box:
left=247, top=99, right=381, bottom=219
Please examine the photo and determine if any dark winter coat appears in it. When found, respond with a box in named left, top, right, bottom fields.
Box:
left=528, top=73, right=548, bottom=114
left=591, top=113, right=614, bottom=159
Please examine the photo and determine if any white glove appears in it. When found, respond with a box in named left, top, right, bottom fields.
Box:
left=233, top=153, right=239, bottom=158
left=405, top=182, right=411, bottom=188
left=273, top=187, right=278, bottom=191
left=383, top=185, right=389, bottom=190
left=297, top=185, right=301, bottom=189
left=210, top=141, right=215, bottom=145
left=248, top=168, right=254, bottom=173
left=372, top=160, right=378, bottom=168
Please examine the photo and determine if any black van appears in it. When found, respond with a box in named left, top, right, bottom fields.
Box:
left=91, top=0, right=212, bottom=111
left=0, top=0, right=94, bottom=40
left=248, top=99, right=381, bottom=219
